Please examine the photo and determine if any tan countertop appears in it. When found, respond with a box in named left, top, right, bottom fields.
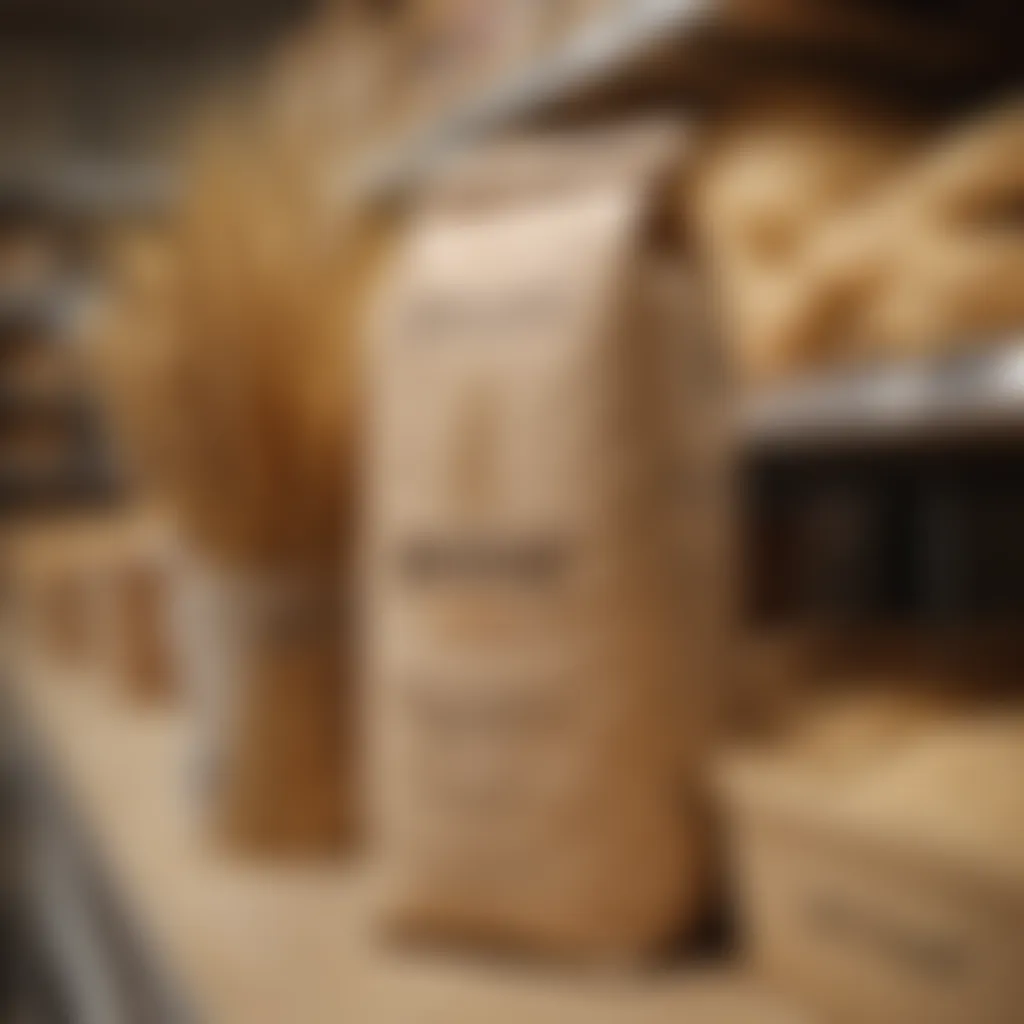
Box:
left=11, top=664, right=811, bottom=1024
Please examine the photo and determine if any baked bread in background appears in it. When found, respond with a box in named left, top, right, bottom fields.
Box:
left=690, top=90, right=927, bottom=385
left=693, top=92, right=1024, bottom=382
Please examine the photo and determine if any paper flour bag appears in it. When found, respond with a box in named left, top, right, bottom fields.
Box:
left=174, top=558, right=346, bottom=855
left=367, top=123, right=730, bottom=958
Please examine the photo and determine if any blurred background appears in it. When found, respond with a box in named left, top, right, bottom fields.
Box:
left=0, top=1, right=1022, bottom=1022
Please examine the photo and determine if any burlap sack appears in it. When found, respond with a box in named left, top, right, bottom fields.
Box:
left=174, top=559, right=346, bottom=856
left=721, top=698, right=1024, bottom=1024
left=367, top=123, right=730, bottom=958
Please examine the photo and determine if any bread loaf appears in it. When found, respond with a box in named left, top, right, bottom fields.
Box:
left=691, top=92, right=924, bottom=383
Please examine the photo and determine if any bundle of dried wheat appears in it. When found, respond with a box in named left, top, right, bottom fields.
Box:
left=92, top=24, right=398, bottom=853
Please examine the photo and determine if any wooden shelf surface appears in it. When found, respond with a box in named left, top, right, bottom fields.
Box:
left=9, top=663, right=811, bottom=1024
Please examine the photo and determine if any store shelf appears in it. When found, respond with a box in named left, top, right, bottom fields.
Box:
left=6, top=663, right=809, bottom=1024
left=41, top=163, right=179, bottom=218
left=358, top=0, right=714, bottom=201
left=0, top=289, right=76, bottom=342
left=742, top=341, right=1024, bottom=453
left=357, top=0, right=1015, bottom=203
left=0, top=461, right=121, bottom=515
left=0, top=164, right=177, bottom=219
left=0, top=387, right=84, bottom=427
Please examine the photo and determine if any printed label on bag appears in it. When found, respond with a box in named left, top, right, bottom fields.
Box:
left=804, top=889, right=968, bottom=981
left=399, top=534, right=570, bottom=587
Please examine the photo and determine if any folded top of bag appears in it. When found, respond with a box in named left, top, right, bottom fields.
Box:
left=421, top=119, right=690, bottom=211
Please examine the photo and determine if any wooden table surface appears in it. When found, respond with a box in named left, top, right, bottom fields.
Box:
left=11, top=664, right=812, bottom=1024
